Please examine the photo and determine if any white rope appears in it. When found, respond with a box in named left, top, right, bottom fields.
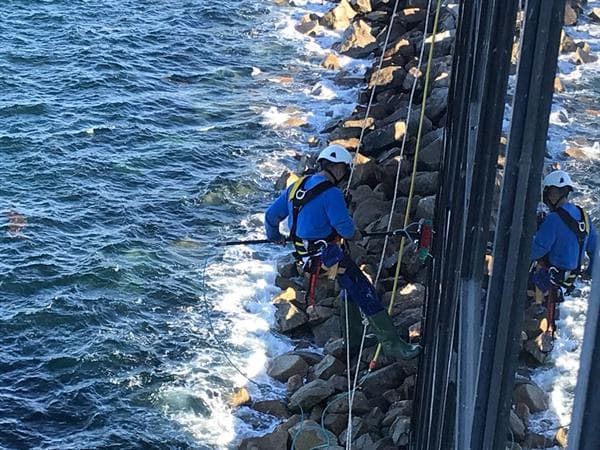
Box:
left=340, top=0, right=437, bottom=445
left=373, top=0, right=435, bottom=285
left=344, top=290, right=353, bottom=450
left=345, top=0, right=436, bottom=406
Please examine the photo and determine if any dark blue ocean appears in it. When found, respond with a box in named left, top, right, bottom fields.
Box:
left=0, top=1, right=361, bottom=448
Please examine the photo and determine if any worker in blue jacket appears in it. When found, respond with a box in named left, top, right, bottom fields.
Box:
left=265, top=144, right=421, bottom=360
left=530, top=170, right=597, bottom=334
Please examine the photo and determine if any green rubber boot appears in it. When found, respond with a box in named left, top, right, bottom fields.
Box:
left=341, top=301, right=377, bottom=354
left=367, top=310, right=422, bottom=360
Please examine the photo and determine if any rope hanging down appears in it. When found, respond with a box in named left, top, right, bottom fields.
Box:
left=343, top=0, right=439, bottom=446
left=368, top=0, right=444, bottom=372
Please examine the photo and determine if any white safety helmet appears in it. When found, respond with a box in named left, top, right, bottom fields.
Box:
left=317, top=144, right=353, bottom=167
left=543, top=170, right=574, bottom=190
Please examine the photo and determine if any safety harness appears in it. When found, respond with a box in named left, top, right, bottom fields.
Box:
left=531, top=205, right=591, bottom=340
left=547, top=205, right=590, bottom=290
left=288, top=176, right=339, bottom=306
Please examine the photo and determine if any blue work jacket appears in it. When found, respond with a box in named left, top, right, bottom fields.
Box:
left=265, top=174, right=356, bottom=241
left=531, top=202, right=597, bottom=272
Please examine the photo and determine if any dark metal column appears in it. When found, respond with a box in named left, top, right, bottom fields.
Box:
left=568, top=248, right=600, bottom=450
left=470, top=1, right=566, bottom=449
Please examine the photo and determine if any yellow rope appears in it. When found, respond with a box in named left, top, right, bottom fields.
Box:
left=370, top=0, right=444, bottom=367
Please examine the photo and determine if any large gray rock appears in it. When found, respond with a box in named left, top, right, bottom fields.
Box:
left=335, top=20, right=378, bottom=59
left=267, top=354, right=309, bottom=382
left=274, top=301, right=308, bottom=333
left=362, top=362, right=407, bottom=397
left=509, top=409, right=526, bottom=442
left=238, top=429, right=288, bottom=450
left=307, top=305, right=335, bottom=325
left=513, top=383, right=548, bottom=413
left=416, top=195, right=436, bottom=220
left=288, top=379, right=335, bottom=411
left=288, top=420, right=338, bottom=450
left=353, top=198, right=391, bottom=230
left=398, top=171, right=439, bottom=196
left=251, top=400, right=290, bottom=419
left=326, top=391, right=371, bottom=414
left=323, top=412, right=348, bottom=435
left=426, top=88, right=449, bottom=123
left=312, top=315, right=341, bottom=347
left=389, top=416, right=411, bottom=446
left=351, top=0, right=373, bottom=13
left=383, top=400, right=413, bottom=427
left=277, top=253, right=298, bottom=278
left=312, top=354, right=346, bottom=380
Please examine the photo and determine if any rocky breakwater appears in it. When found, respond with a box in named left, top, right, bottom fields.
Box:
left=238, top=1, right=456, bottom=449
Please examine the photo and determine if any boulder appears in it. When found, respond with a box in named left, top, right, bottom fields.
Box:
left=287, top=374, right=303, bottom=394
left=513, top=383, right=548, bottom=413
left=560, top=31, right=577, bottom=54
left=416, top=195, right=436, bottom=220
left=295, top=14, right=322, bottom=36
left=402, top=66, right=423, bottom=92
left=321, top=0, right=357, bottom=30
left=564, top=2, right=578, bottom=26
left=554, top=426, right=568, bottom=447
left=353, top=198, right=392, bottom=230
left=353, top=433, right=379, bottom=450
left=509, top=409, right=526, bottom=442
left=324, top=338, right=346, bottom=360
left=386, top=283, right=426, bottom=317
left=267, top=354, right=309, bottom=382
left=514, top=402, right=530, bottom=425
left=289, top=379, right=335, bottom=411
left=369, top=65, right=407, bottom=90
left=384, top=37, right=414, bottom=59
left=362, top=362, right=407, bottom=397
left=229, top=387, right=251, bottom=407
left=290, top=350, right=324, bottom=367
left=554, top=76, right=565, bottom=93
left=277, top=254, right=298, bottom=278
left=274, top=302, right=309, bottom=333
left=398, top=171, right=439, bottom=196
left=389, top=416, right=411, bottom=446
left=363, top=122, right=410, bottom=156
left=524, top=432, right=555, bottom=449
left=339, top=416, right=370, bottom=446
left=288, top=420, right=338, bottom=450
left=426, top=87, right=449, bottom=123
left=590, top=8, right=600, bottom=23
left=251, top=400, right=290, bottom=419
left=382, top=400, right=413, bottom=427
left=351, top=0, right=373, bottom=13
left=321, top=53, right=342, bottom=70
left=326, top=391, right=371, bottom=414
left=312, top=315, right=341, bottom=347
left=418, top=136, right=443, bottom=171
left=350, top=154, right=380, bottom=188
left=573, top=46, right=598, bottom=65
left=327, top=374, right=348, bottom=392
left=335, top=20, right=378, bottom=59
left=398, top=7, right=428, bottom=27
left=307, top=305, right=335, bottom=325
left=239, top=429, right=288, bottom=450
left=312, top=355, right=346, bottom=380
left=323, top=412, right=349, bottom=435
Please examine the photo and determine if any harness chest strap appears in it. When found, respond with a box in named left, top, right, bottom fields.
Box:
left=554, top=206, right=590, bottom=273
left=288, top=176, right=337, bottom=257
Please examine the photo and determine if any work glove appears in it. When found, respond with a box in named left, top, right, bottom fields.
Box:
left=531, top=268, right=553, bottom=294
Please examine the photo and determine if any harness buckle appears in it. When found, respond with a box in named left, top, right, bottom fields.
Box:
left=295, top=189, right=307, bottom=200
left=578, top=221, right=586, bottom=233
